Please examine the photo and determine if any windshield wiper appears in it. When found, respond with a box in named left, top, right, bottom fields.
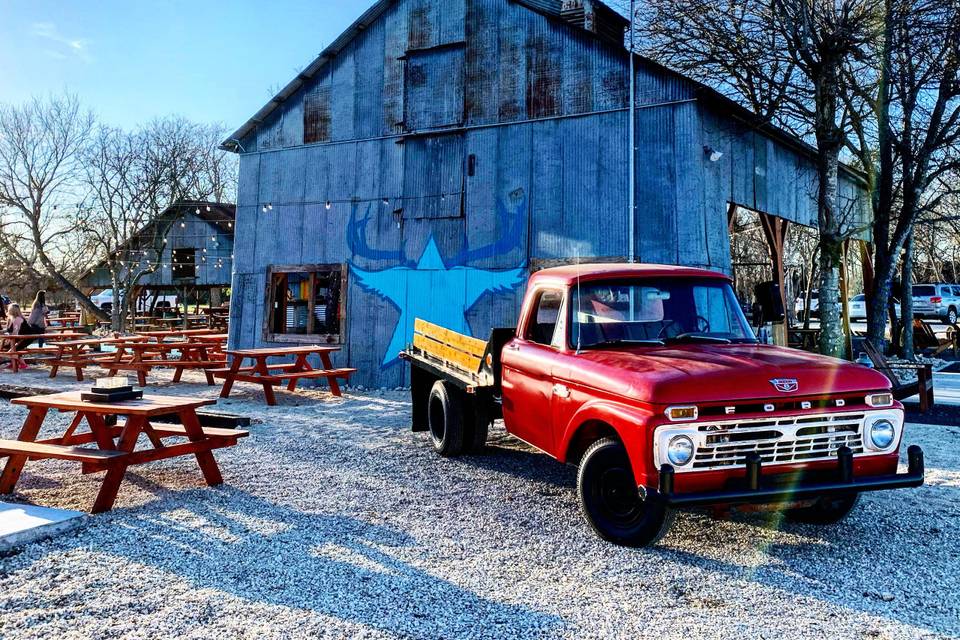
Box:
left=664, top=334, right=732, bottom=345
left=580, top=339, right=665, bottom=349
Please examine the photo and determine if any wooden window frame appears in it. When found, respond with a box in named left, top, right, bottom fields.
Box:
left=263, top=263, right=347, bottom=345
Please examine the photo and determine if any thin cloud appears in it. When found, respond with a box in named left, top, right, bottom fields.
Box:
left=31, top=22, right=92, bottom=63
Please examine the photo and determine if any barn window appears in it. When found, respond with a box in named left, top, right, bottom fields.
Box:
left=402, top=134, right=464, bottom=219
left=265, top=264, right=345, bottom=344
left=303, top=85, right=331, bottom=144
left=172, top=248, right=196, bottom=281
left=403, top=44, right=465, bottom=131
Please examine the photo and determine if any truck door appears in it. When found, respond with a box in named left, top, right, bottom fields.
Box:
left=501, top=288, right=565, bottom=454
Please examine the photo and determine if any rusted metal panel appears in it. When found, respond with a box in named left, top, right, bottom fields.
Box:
left=353, top=15, right=385, bottom=139
left=303, top=72, right=332, bottom=144
left=497, top=3, right=526, bottom=121
left=382, top=2, right=409, bottom=135
left=408, top=0, right=438, bottom=50
left=439, top=0, right=466, bottom=44
left=330, top=41, right=356, bottom=141
left=464, top=0, right=500, bottom=124
left=525, top=21, right=562, bottom=118
left=403, top=134, right=465, bottom=219
left=635, top=104, right=678, bottom=264
left=403, top=45, right=465, bottom=130
left=673, top=102, right=708, bottom=267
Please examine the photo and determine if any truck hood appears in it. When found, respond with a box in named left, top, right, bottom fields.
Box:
left=559, top=343, right=891, bottom=405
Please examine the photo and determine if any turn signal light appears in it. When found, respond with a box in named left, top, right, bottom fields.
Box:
left=866, top=393, right=894, bottom=407
left=665, top=405, right=698, bottom=421
left=931, top=296, right=942, bottom=303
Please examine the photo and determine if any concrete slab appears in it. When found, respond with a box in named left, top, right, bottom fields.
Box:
left=0, top=501, right=85, bottom=552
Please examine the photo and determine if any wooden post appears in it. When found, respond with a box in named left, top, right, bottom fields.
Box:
left=859, top=240, right=875, bottom=297
left=840, top=240, right=853, bottom=360
left=758, top=212, right=790, bottom=340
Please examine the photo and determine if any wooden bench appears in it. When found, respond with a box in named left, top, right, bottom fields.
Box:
left=862, top=340, right=935, bottom=412
left=910, top=319, right=957, bottom=357
left=0, top=439, right=125, bottom=462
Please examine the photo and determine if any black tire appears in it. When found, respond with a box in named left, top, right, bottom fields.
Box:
left=463, top=398, right=490, bottom=453
left=786, top=493, right=860, bottom=524
left=427, top=380, right=465, bottom=457
left=948, top=308, right=958, bottom=325
left=577, top=438, right=674, bottom=547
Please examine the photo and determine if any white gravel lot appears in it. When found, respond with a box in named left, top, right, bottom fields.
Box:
left=0, top=368, right=957, bottom=639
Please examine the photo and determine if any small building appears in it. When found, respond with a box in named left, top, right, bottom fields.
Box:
left=222, top=0, right=870, bottom=388
left=80, top=201, right=235, bottom=311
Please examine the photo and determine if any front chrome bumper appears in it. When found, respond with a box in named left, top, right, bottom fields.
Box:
left=658, top=445, right=924, bottom=507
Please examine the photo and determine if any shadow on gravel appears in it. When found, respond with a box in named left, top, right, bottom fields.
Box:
left=69, top=479, right=563, bottom=637
left=656, top=492, right=960, bottom=637
left=453, top=444, right=576, bottom=489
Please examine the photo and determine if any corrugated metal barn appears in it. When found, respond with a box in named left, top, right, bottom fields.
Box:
left=223, top=0, right=870, bottom=388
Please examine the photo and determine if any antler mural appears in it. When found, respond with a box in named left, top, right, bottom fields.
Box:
left=347, top=195, right=527, bottom=268
left=346, top=203, right=413, bottom=267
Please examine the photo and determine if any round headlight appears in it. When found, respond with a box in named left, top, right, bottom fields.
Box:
left=870, top=419, right=896, bottom=449
left=667, top=435, right=694, bottom=466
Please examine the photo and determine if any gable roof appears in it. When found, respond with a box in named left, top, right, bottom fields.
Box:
left=221, top=0, right=865, bottom=187
left=81, top=201, right=235, bottom=280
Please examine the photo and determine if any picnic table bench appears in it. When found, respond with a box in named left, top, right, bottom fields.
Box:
left=137, top=328, right=217, bottom=340
left=0, top=392, right=247, bottom=512
left=101, top=339, right=226, bottom=386
left=213, top=346, right=356, bottom=406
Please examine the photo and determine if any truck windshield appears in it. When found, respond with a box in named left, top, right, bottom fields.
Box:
left=570, top=278, right=756, bottom=348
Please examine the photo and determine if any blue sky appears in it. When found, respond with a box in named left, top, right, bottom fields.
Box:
left=0, top=0, right=362, bottom=132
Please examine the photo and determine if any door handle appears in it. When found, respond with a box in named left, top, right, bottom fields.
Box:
left=552, top=383, right=570, bottom=398
left=506, top=343, right=520, bottom=351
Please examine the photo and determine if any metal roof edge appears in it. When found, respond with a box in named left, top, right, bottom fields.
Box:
left=221, top=0, right=395, bottom=152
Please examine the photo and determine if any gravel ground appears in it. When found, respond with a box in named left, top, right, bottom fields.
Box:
left=0, top=368, right=957, bottom=639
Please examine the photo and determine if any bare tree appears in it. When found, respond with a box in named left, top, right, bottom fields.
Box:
left=639, top=0, right=882, bottom=357
left=79, top=117, right=238, bottom=330
left=843, top=0, right=960, bottom=357
left=0, top=94, right=105, bottom=316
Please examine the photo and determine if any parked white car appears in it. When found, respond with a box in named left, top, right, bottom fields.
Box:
left=795, top=290, right=820, bottom=320
left=848, top=294, right=901, bottom=321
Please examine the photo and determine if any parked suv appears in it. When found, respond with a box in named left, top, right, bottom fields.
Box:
left=912, top=284, right=960, bottom=324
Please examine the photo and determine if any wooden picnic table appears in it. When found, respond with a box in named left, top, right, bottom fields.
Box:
left=48, top=316, right=81, bottom=327
left=0, top=392, right=247, bottom=513
left=213, top=346, right=356, bottom=406
left=101, top=339, right=226, bottom=386
left=47, top=337, right=148, bottom=381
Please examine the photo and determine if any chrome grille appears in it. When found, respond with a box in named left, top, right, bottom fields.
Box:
left=691, top=412, right=866, bottom=470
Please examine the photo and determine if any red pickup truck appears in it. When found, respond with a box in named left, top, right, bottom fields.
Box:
left=402, top=264, right=924, bottom=546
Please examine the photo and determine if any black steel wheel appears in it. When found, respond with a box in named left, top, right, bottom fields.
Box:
left=577, top=438, right=673, bottom=546
left=427, top=380, right=465, bottom=457
left=786, top=493, right=860, bottom=524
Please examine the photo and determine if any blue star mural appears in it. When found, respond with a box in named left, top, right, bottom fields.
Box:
left=351, top=237, right=526, bottom=367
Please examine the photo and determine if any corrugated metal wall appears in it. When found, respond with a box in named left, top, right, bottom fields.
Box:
left=229, top=0, right=871, bottom=387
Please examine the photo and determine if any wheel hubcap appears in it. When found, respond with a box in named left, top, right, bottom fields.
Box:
left=598, top=467, right=643, bottom=519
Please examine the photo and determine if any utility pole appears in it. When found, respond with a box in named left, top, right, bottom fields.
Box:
left=628, top=0, right=636, bottom=263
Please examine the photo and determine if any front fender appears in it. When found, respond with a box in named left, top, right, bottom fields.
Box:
left=559, top=400, right=656, bottom=487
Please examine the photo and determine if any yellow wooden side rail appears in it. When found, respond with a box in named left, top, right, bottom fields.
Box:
left=412, top=318, right=486, bottom=377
